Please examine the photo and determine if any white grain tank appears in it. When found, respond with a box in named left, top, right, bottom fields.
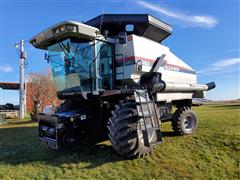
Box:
left=86, top=14, right=214, bottom=101
left=115, top=34, right=196, bottom=86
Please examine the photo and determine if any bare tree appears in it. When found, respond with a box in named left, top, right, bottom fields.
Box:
left=27, top=70, right=61, bottom=121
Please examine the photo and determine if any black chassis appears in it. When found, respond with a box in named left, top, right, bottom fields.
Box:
left=37, top=96, right=116, bottom=150
left=37, top=88, right=189, bottom=150
left=38, top=104, right=98, bottom=149
left=38, top=114, right=62, bottom=149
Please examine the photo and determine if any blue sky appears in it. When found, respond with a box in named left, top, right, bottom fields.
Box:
left=0, top=0, right=239, bottom=105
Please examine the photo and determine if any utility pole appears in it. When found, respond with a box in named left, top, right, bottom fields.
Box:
left=16, top=40, right=26, bottom=120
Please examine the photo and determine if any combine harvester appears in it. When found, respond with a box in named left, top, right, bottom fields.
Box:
left=30, top=14, right=215, bottom=158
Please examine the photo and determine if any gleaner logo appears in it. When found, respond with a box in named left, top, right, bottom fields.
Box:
left=164, top=65, right=180, bottom=72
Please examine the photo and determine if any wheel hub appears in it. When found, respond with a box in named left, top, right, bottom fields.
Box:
left=183, top=115, right=195, bottom=132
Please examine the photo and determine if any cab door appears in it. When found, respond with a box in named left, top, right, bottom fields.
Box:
left=97, top=41, right=114, bottom=90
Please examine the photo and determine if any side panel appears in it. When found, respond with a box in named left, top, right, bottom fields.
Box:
left=132, top=35, right=197, bottom=85
left=114, top=35, right=197, bottom=86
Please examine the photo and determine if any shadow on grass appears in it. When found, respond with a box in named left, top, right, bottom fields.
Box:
left=0, top=125, right=123, bottom=168
left=162, top=131, right=176, bottom=137
left=0, top=124, right=177, bottom=168
left=6, top=120, right=35, bottom=125
left=208, top=104, right=240, bottom=109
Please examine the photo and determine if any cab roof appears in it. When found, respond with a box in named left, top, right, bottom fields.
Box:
left=29, top=14, right=172, bottom=49
left=29, top=21, right=100, bottom=50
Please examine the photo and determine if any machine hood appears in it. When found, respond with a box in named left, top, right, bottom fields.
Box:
left=85, top=14, right=172, bottom=43
left=29, top=21, right=100, bottom=50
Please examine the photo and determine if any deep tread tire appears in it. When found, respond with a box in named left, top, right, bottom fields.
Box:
left=108, top=98, right=156, bottom=158
left=171, top=107, right=198, bottom=135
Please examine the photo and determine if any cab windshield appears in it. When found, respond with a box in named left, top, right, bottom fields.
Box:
left=48, top=38, right=94, bottom=92
left=47, top=38, right=113, bottom=93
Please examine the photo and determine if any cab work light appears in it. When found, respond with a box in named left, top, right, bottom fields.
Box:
left=53, top=24, right=77, bottom=36
left=55, top=28, right=60, bottom=34
left=60, top=25, right=65, bottom=32
left=66, top=24, right=75, bottom=31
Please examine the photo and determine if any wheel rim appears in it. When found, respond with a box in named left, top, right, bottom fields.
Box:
left=183, top=115, right=196, bottom=132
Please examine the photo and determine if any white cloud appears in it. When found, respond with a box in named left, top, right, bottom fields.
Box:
left=0, top=64, right=13, bottom=73
left=213, top=58, right=240, bottom=68
left=197, top=58, right=240, bottom=75
left=227, top=48, right=240, bottom=52
left=137, top=1, right=218, bottom=28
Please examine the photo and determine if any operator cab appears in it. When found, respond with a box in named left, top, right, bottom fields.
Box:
left=30, top=21, right=115, bottom=99
left=29, top=15, right=172, bottom=99
left=47, top=38, right=114, bottom=95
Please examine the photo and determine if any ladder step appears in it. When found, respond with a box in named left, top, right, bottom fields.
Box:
left=148, top=127, right=160, bottom=131
left=142, top=127, right=160, bottom=132
left=139, top=113, right=157, bottom=118
left=149, top=141, right=162, bottom=148
left=160, top=116, right=172, bottom=122
left=142, top=129, right=162, bottom=147
left=134, top=89, right=162, bottom=148
left=136, top=101, right=154, bottom=104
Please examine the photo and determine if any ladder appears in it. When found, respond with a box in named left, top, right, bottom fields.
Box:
left=134, top=89, right=162, bottom=148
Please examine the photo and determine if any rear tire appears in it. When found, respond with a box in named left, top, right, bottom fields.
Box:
left=171, top=107, right=198, bottom=135
left=107, top=98, right=157, bottom=158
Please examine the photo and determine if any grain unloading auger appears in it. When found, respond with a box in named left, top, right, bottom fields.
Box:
left=30, top=14, right=215, bottom=158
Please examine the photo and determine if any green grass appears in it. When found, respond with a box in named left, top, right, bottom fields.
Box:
left=0, top=104, right=239, bottom=179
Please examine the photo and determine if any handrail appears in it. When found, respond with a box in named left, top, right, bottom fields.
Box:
left=114, top=53, right=125, bottom=79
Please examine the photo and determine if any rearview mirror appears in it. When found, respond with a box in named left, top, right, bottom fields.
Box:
left=118, top=32, right=127, bottom=44
left=44, top=52, right=49, bottom=63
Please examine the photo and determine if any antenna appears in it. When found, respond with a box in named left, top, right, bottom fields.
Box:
left=99, top=9, right=104, bottom=33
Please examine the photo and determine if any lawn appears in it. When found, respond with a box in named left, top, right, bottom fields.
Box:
left=0, top=104, right=239, bottom=179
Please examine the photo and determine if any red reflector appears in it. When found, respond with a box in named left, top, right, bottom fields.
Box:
left=127, top=35, right=133, bottom=41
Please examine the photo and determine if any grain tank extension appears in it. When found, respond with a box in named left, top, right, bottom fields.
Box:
left=30, top=14, right=215, bottom=158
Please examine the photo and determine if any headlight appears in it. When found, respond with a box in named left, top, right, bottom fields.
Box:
left=59, top=25, right=65, bottom=32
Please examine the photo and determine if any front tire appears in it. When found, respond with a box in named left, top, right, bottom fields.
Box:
left=107, top=98, right=157, bottom=158
left=171, top=107, right=198, bottom=135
